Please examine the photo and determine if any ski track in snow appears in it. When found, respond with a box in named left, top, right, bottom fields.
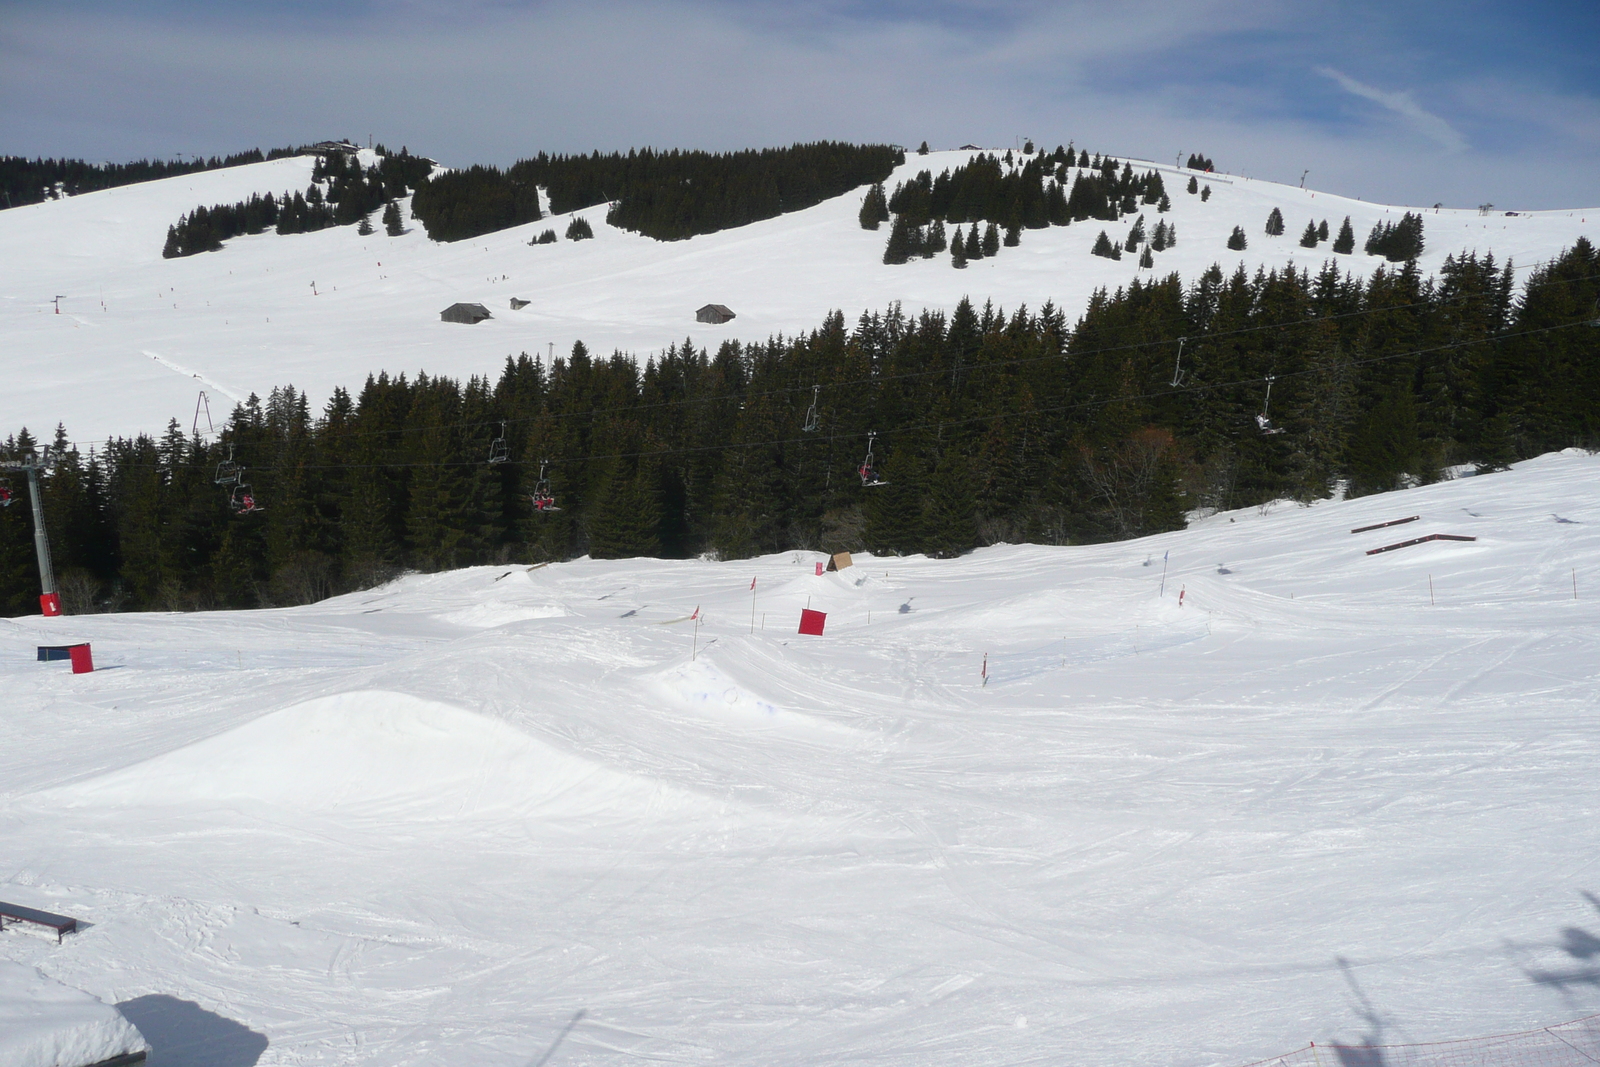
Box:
left=1, top=453, right=1600, bottom=1064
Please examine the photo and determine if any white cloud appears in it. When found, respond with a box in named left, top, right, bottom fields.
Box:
left=1317, top=66, right=1468, bottom=153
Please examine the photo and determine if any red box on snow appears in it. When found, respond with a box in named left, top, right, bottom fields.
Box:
left=797, top=609, right=827, bottom=636
left=68, top=643, right=93, bottom=673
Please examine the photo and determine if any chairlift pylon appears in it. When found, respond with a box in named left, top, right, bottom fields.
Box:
left=530, top=459, right=561, bottom=513
left=1255, top=375, right=1285, bottom=435
left=1169, top=336, right=1188, bottom=388
left=858, top=432, right=888, bottom=487
left=192, top=390, right=216, bottom=440
left=802, top=386, right=821, bottom=433
left=487, top=422, right=509, bottom=465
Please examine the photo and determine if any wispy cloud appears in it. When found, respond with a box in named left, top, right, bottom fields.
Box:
left=1317, top=66, right=1467, bottom=153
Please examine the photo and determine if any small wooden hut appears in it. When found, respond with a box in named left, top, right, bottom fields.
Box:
left=696, top=304, right=736, bottom=324
left=440, top=302, right=492, bottom=324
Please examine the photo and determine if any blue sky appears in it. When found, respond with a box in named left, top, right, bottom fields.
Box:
left=3, top=0, right=1597, bottom=208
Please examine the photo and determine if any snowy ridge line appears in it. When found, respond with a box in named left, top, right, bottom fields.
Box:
left=1236, top=1012, right=1600, bottom=1067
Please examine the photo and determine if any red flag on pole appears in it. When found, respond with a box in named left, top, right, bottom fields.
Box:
left=690, top=605, right=700, bottom=620
left=750, top=576, right=756, bottom=590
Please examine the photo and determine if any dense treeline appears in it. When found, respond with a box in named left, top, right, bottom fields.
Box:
left=162, top=148, right=434, bottom=257
left=877, top=149, right=1175, bottom=265
left=410, top=142, right=904, bottom=243
left=1, top=146, right=307, bottom=210
left=3, top=241, right=1597, bottom=614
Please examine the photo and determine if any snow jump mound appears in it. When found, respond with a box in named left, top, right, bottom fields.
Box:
left=41, top=691, right=701, bottom=822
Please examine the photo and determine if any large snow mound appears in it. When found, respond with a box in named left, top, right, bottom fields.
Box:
left=43, top=690, right=704, bottom=821
left=0, top=961, right=148, bottom=1067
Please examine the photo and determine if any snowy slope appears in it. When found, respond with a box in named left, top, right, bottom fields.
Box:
left=3, top=451, right=1600, bottom=1066
left=0, top=960, right=148, bottom=1067
left=2, top=149, right=1594, bottom=444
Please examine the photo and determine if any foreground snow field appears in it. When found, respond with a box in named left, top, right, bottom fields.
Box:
left=3, top=450, right=1599, bottom=1066
left=2, top=149, right=1594, bottom=443
left=0, top=960, right=148, bottom=1067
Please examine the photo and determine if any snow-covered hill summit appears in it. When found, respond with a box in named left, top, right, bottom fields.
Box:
left=2, top=449, right=1599, bottom=1065
left=2, top=148, right=1594, bottom=443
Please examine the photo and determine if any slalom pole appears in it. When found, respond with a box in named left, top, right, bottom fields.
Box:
left=1159, top=550, right=1169, bottom=597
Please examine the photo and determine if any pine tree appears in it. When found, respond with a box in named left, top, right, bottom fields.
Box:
left=1200, top=185, right=1211, bottom=202
left=1187, top=176, right=1198, bottom=194
left=1125, top=214, right=1145, bottom=252
left=1227, top=225, right=1247, bottom=250
left=883, top=214, right=915, bottom=265
left=1091, top=231, right=1121, bottom=260
left=382, top=200, right=403, bottom=236
left=162, top=226, right=180, bottom=258
left=1332, top=216, right=1355, bottom=254
left=1158, top=192, right=1171, bottom=213
left=858, top=183, right=890, bottom=230
left=1265, top=207, right=1285, bottom=236
left=951, top=240, right=967, bottom=268
left=1003, top=222, right=1020, bottom=247
left=964, top=224, right=982, bottom=260
left=357, top=212, right=374, bottom=236
left=1317, top=219, right=1330, bottom=241
left=917, top=141, right=930, bottom=155
left=922, top=454, right=978, bottom=558
left=566, top=216, right=594, bottom=240
left=981, top=221, right=1000, bottom=257
left=1299, top=221, right=1319, bottom=247
left=926, top=218, right=948, bottom=254
left=1150, top=220, right=1168, bottom=252
left=1139, top=244, right=1154, bottom=269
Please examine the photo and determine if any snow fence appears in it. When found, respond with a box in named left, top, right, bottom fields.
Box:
left=1242, top=1014, right=1600, bottom=1067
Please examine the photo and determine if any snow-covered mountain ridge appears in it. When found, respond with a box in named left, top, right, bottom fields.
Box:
left=3, top=148, right=1593, bottom=444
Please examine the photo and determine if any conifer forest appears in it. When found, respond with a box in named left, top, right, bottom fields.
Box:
left=3, top=237, right=1597, bottom=615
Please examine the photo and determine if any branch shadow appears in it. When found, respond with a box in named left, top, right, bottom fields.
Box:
left=115, top=995, right=268, bottom=1067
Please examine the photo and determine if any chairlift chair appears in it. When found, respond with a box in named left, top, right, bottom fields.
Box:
left=530, top=459, right=561, bottom=512
left=214, top=444, right=241, bottom=486
left=802, top=386, right=821, bottom=433
left=1256, top=375, right=1285, bottom=435
left=858, top=432, right=889, bottom=487
left=0, top=481, right=12, bottom=507
left=487, top=422, right=509, bottom=465
left=1169, top=337, right=1187, bottom=388
left=230, top=482, right=262, bottom=514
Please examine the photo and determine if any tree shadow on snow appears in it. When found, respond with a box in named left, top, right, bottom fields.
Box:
left=116, top=995, right=268, bottom=1067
